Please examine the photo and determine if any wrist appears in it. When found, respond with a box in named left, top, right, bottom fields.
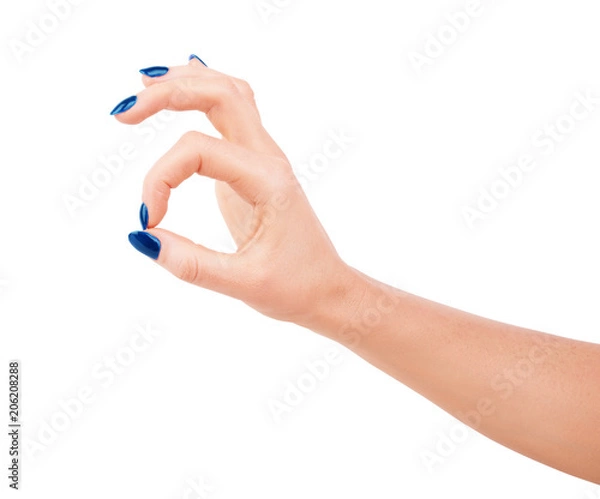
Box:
left=299, top=263, right=406, bottom=349
left=299, top=263, right=367, bottom=338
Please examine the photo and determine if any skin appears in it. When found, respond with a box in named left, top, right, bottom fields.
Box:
left=114, top=58, right=600, bottom=484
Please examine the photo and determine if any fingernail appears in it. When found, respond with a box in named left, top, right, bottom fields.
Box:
left=139, top=203, right=149, bottom=230
left=188, top=54, right=207, bottom=67
left=128, top=231, right=161, bottom=260
left=110, top=95, right=137, bottom=115
left=139, top=66, right=169, bottom=77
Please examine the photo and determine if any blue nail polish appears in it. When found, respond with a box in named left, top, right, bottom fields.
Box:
left=139, top=203, right=149, bottom=230
left=188, top=54, right=207, bottom=67
left=139, top=66, right=169, bottom=77
left=128, top=231, right=161, bottom=260
left=110, top=95, right=137, bottom=115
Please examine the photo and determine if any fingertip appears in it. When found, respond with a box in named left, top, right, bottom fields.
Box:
left=188, top=54, right=208, bottom=67
left=128, top=231, right=161, bottom=260
left=110, top=95, right=137, bottom=116
left=139, top=203, right=149, bottom=230
left=142, top=176, right=171, bottom=229
left=139, top=66, right=170, bottom=78
left=143, top=228, right=192, bottom=271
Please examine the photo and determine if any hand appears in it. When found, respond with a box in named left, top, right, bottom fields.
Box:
left=111, top=58, right=600, bottom=486
left=112, top=58, right=361, bottom=328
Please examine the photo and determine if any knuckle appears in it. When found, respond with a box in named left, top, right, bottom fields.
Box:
left=143, top=176, right=170, bottom=206
left=235, top=79, right=255, bottom=99
left=173, top=256, right=201, bottom=284
left=272, top=157, right=294, bottom=176
left=178, top=130, right=202, bottom=148
left=169, top=78, right=194, bottom=108
left=216, top=77, right=240, bottom=100
left=214, top=77, right=251, bottom=105
left=224, top=77, right=241, bottom=95
left=264, top=158, right=297, bottom=191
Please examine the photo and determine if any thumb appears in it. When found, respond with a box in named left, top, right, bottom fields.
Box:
left=128, top=228, right=238, bottom=295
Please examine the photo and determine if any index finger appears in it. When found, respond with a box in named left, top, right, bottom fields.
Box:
left=142, top=130, right=280, bottom=228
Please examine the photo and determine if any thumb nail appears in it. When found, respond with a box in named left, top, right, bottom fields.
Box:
left=128, top=231, right=161, bottom=260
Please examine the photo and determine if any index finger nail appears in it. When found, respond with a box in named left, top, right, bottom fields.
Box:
left=139, top=203, right=149, bottom=230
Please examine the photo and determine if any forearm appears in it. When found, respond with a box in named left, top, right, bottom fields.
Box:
left=308, top=265, right=600, bottom=484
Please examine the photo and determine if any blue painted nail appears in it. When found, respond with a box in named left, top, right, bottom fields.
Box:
left=139, top=66, right=169, bottom=77
left=128, top=231, right=161, bottom=260
left=110, top=95, right=137, bottom=115
left=139, top=203, right=149, bottom=230
left=188, top=54, right=207, bottom=67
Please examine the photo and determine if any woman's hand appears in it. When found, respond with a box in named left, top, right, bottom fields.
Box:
left=111, top=57, right=600, bottom=484
left=112, top=57, right=362, bottom=329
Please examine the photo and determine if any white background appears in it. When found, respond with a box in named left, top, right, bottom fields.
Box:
left=1, top=0, right=599, bottom=497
